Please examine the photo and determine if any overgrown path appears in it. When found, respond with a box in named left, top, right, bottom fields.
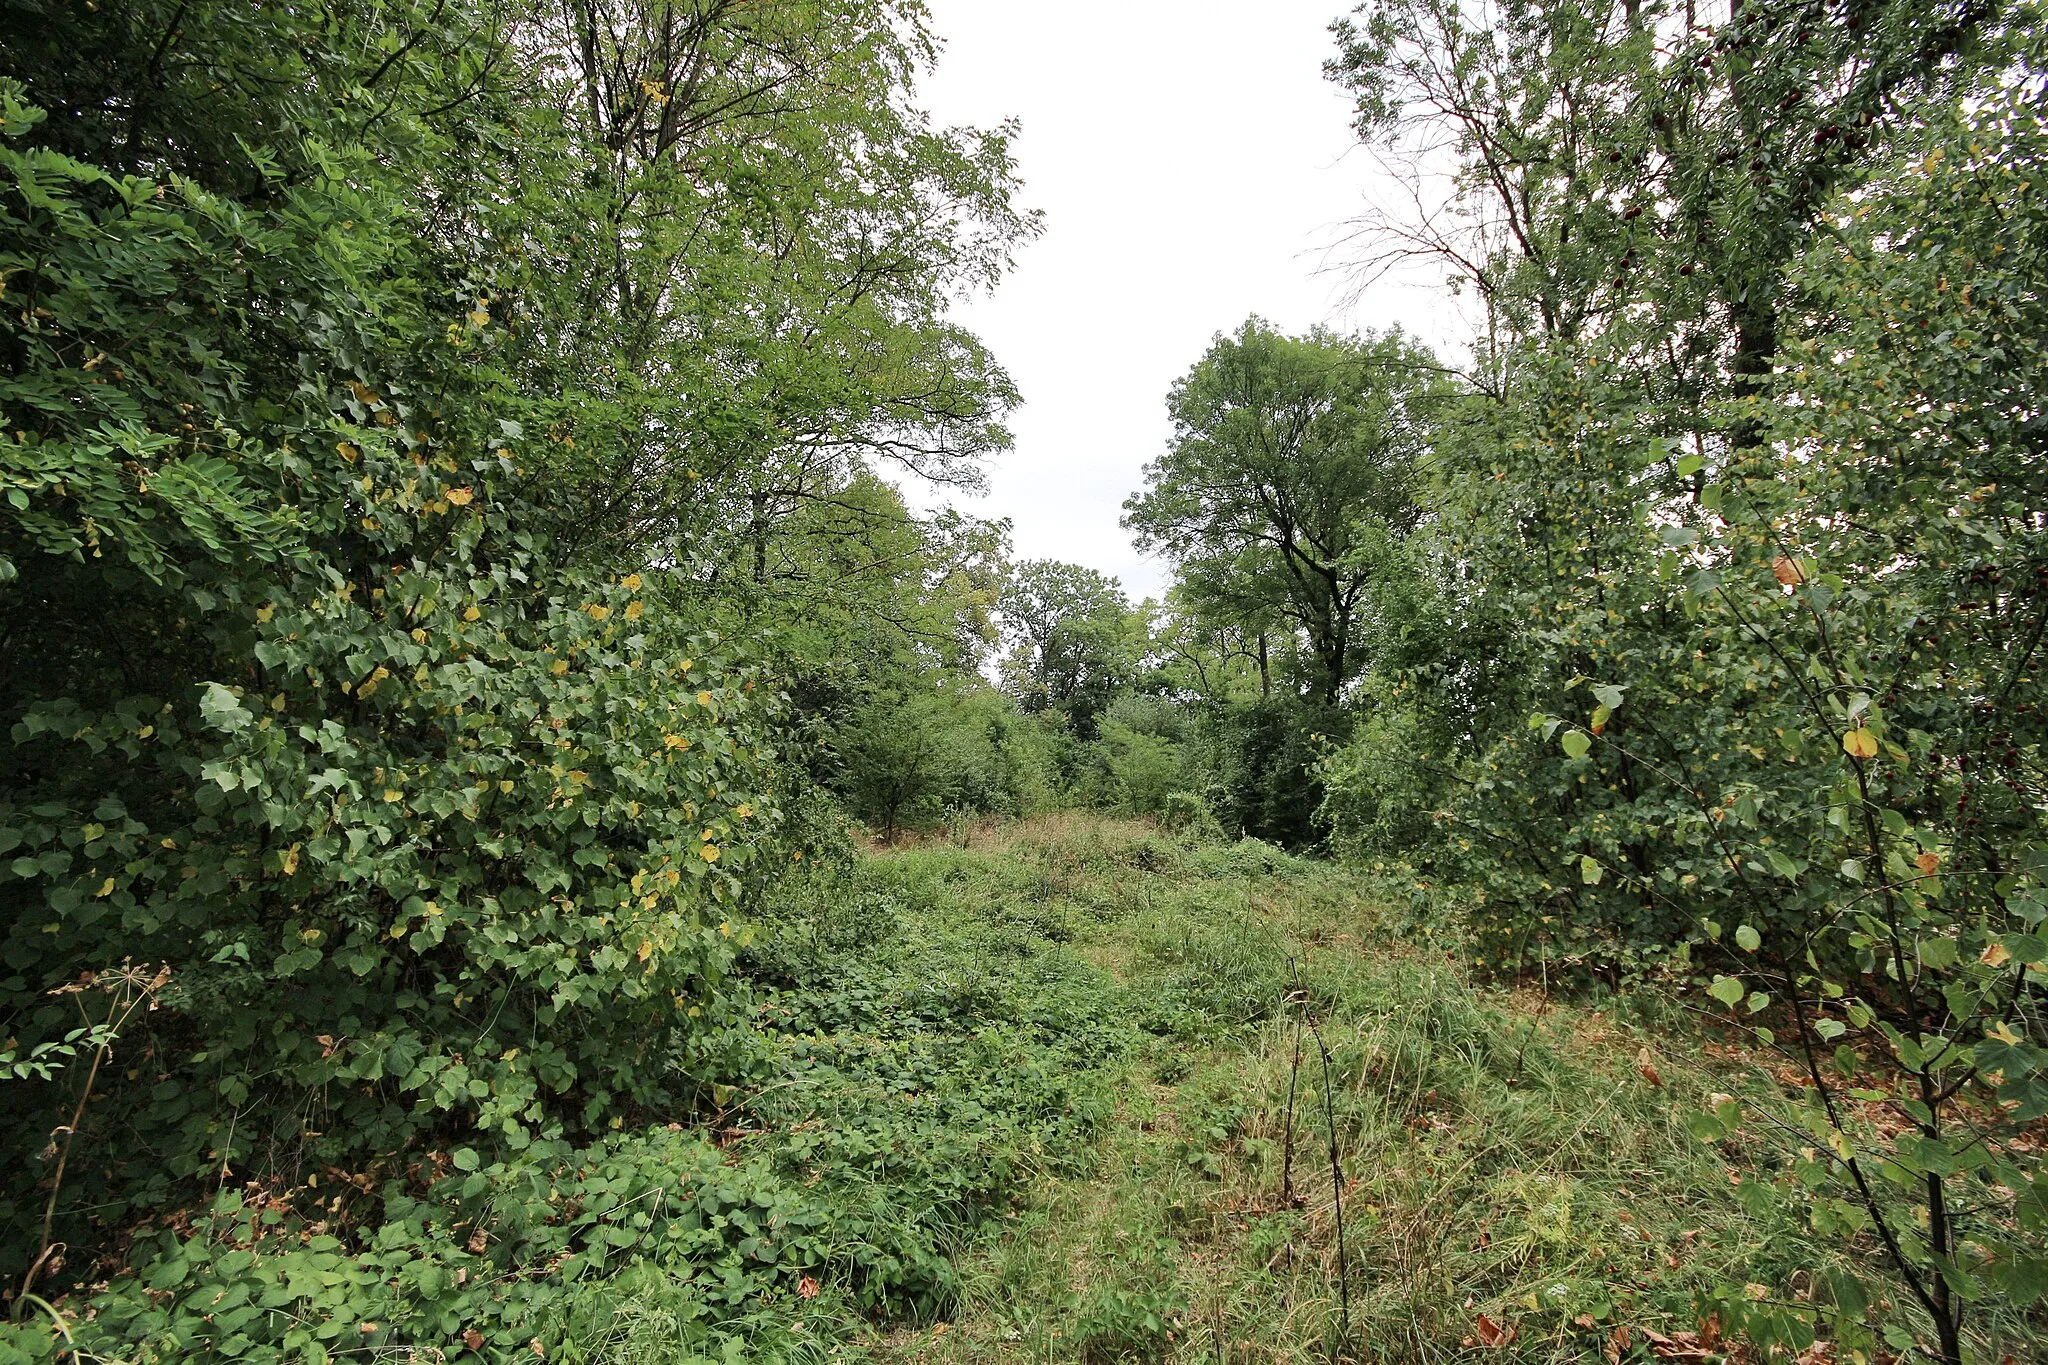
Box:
left=768, top=816, right=1843, bottom=1365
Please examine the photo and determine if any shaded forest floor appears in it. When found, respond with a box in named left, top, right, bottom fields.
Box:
left=742, top=815, right=1990, bottom=1365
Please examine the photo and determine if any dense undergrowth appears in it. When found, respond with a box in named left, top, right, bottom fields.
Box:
left=7, top=812, right=2047, bottom=1363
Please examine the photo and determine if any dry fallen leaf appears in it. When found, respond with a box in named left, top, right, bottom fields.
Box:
left=1475, top=1314, right=1515, bottom=1348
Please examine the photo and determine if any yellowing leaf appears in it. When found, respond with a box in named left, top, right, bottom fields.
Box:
left=255, top=602, right=276, bottom=623
left=383, top=789, right=402, bottom=803
left=1842, top=729, right=1879, bottom=759
left=700, top=845, right=720, bottom=863
left=1982, top=941, right=2013, bottom=967
left=463, top=605, right=482, bottom=621
left=445, top=487, right=475, bottom=506
left=697, top=690, right=713, bottom=706
left=622, top=573, right=642, bottom=590
left=97, top=877, right=115, bottom=897
left=1915, top=851, right=1941, bottom=875
left=662, top=733, right=690, bottom=751
left=637, top=939, right=653, bottom=962
left=550, top=659, right=570, bottom=675
left=624, top=600, right=644, bottom=620
left=584, top=603, right=611, bottom=620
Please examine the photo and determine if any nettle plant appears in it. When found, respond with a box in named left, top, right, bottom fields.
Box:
left=1537, top=93, right=2048, bottom=1365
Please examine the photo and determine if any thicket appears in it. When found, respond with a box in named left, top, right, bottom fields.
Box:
left=1302, top=1, right=2048, bottom=1359
left=0, top=0, right=1043, bottom=1352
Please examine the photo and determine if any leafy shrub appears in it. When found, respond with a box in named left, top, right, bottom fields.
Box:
left=1066, top=1260, right=1187, bottom=1365
left=835, top=685, right=1055, bottom=839
left=1158, top=790, right=1224, bottom=842
left=1198, top=699, right=1347, bottom=848
left=1, top=428, right=788, bottom=1226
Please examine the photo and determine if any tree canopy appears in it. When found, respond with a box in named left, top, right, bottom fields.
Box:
left=1124, top=320, right=1446, bottom=705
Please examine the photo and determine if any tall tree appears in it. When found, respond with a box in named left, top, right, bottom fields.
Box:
left=1123, top=320, right=1446, bottom=706
left=998, top=560, right=1136, bottom=737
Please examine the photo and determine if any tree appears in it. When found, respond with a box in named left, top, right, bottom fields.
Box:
left=1123, top=320, right=1447, bottom=706
left=998, top=559, right=1137, bottom=737
left=0, top=0, right=1034, bottom=1288
left=1317, top=4, right=2048, bottom=1359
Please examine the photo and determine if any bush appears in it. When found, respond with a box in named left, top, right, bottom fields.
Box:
left=1198, top=699, right=1347, bottom=849
left=835, top=685, right=1056, bottom=839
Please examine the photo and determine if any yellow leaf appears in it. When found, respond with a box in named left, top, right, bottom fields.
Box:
left=697, top=690, right=713, bottom=706
left=551, top=659, right=570, bottom=675
left=445, top=487, right=475, bottom=506
left=383, top=789, right=402, bottom=803
left=622, top=574, right=642, bottom=591
left=469, top=307, right=489, bottom=327
left=1915, top=851, right=1941, bottom=875
left=637, top=939, right=653, bottom=962
left=662, top=733, right=690, bottom=751
left=1842, top=729, right=1879, bottom=759
left=499, top=780, right=515, bottom=794
left=282, top=844, right=301, bottom=877
left=463, top=605, right=481, bottom=622
left=97, top=877, right=115, bottom=897
left=1982, top=942, right=2013, bottom=968
left=1988, top=1021, right=2023, bottom=1045
left=256, top=602, right=276, bottom=623
left=700, top=845, right=720, bottom=863
left=584, top=603, right=610, bottom=621
left=624, top=600, right=644, bottom=620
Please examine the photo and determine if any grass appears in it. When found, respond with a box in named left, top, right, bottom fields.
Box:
left=757, top=813, right=1984, bottom=1365
left=59, top=812, right=2020, bottom=1364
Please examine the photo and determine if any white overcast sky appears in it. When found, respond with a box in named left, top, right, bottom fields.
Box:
left=915, top=0, right=1463, bottom=603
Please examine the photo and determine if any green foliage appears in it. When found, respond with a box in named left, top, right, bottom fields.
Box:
left=1124, top=319, right=1447, bottom=706
left=0, top=0, right=1039, bottom=1335
left=1199, top=698, right=1347, bottom=849
left=1316, top=4, right=2048, bottom=1359
left=834, top=684, right=1055, bottom=840
left=998, top=559, right=1140, bottom=738
left=1065, top=1265, right=1186, bottom=1365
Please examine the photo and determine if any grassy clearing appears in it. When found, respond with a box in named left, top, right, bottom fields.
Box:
left=762, top=814, right=1972, bottom=1365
